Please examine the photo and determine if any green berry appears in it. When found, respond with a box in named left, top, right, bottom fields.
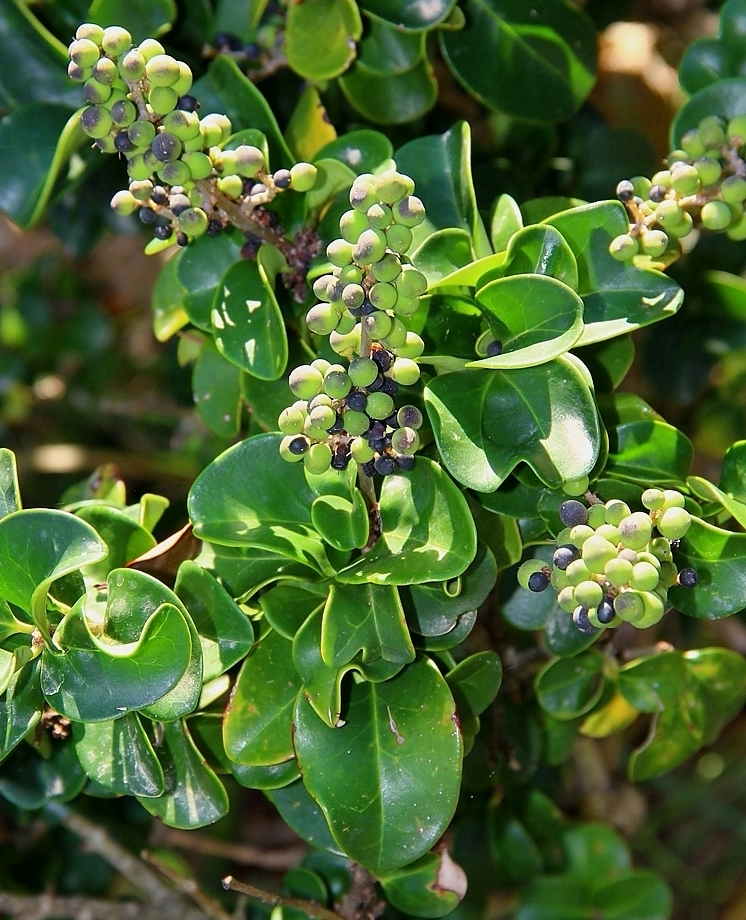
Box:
left=562, top=476, right=589, bottom=497
left=642, top=229, right=669, bottom=258
left=397, top=267, right=427, bottom=298
left=182, top=151, right=213, bottom=180
left=581, top=535, right=617, bottom=574
left=651, top=169, right=672, bottom=188
left=343, top=409, right=370, bottom=436
left=278, top=406, right=305, bottom=435
left=324, top=368, right=352, bottom=399
left=145, top=54, right=180, bottom=87
left=394, top=331, right=425, bottom=359
left=69, top=38, right=101, bottom=68
left=128, top=119, right=156, bottom=147
left=163, top=110, right=201, bottom=140
left=75, top=23, right=105, bottom=45
left=618, top=512, right=653, bottom=551
left=680, top=128, right=707, bottom=159
left=369, top=282, right=397, bottom=311
left=67, top=61, right=90, bottom=83
left=630, top=561, right=659, bottom=592
left=668, top=212, right=694, bottom=239
left=557, top=586, right=577, bottom=613
left=330, top=326, right=361, bottom=357
left=727, top=114, right=746, bottom=144
left=389, top=357, right=420, bottom=386
left=92, top=57, right=118, bottom=85
left=701, top=200, right=732, bottom=230
left=609, top=234, right=638, bottom=261
left=367, top=203, right=392, bottom=229
left=635, top=590, right=666, bottom=628
left=118, top=49, right=146, bottom=80
left=304, top=442, right=332, bottom=475
left=655, top=200, right=685, bottom=229
left=289, top=364, right=324, bottom=399
left=375, top=170, right=414, bottom=204
left=569, top=524, right=595, bottom=549
left=348, top=357, right=379, bottom=388
left=353, top=228, right=387, bottom=265
left=694, top=156, right=722, bottom=187
left=659, top=560, right=678, bottom=588
left=327, top=239, right=355, bottom=267
left=110, top=190, right=138, bottom=216
left=670, top=163, right=700, bottom=195
left=657, top=506, right=691, bottom=540
left=641, top=488, right=665, bottom=510
left=217, top=174, right=244, bottom=197
left=81, top=104, right=113, bottom=138
left=126, top=155, right=152, bottom=181
left=306, top=302, right=340, bottom=335
left=721, top=175, right=746, bottom=204
left=575, top=580, right=603, bottom=609
left=595, top=524, right=620, bottom=544
left=698, top=115, right=727, bottom=149
left=566, top=558, right=592, bottom=586
left=604, top=500, right=631, bottom=527
left=311, top=360, right=332, bottom=376
left=172, top=62, right=193, bottom=96
left=614, top=590, right=645, bottom=623
left=83, top=77, right=111, bottom=104
left=391, top=426, right=420, bottom=455
left=367, top=391, right=395, bottom=420
left=393, top=195, right=426, bottom=227
left=518, top=560, right=547, bottom=590
left=393, top=294, right=419, bottom=317
left=234, top=145, right=265, bottom=178
left=380, top=318, right=407, bottom=349
left=637, top=551, right=661, bottom=570
left=649, top=538, right=672, bottom=561
left=342, top=284, right=365, bottom=309
left=102, top=26, right=132, bottom=57
left=110, top=99, right=137, bottom=127
left=661, top=489, right=686, bottom=510
left=149, top=85, right=178, bottom=115
left=313, top=275, right=337, bottom=301
left=309, top=405, right=336, bottom=431
left=158, top=160, right=191, bottom=185
left=604, top=557, right=634, bottom=587
left=178, top=207, right=208, bottom=238
left=350, top=437, right=375, bottom=463
left=338, top=265, right=363, bottom=285
left=386, top=224, right=413, bottom=254
left=128, top=180, right=152, bottom=202
left=587, top=504, right=606, bottom=529
left=371, top=254, right=402, bottom=283
left=290, top=162, right=318, bottom=192
left=349, top=175, right=378, bottom=211
left=397, top=405, right=423, bottom=429
left=364, top=311, right=393, bottom=339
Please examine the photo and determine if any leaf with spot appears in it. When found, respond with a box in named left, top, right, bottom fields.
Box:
left=0, top=449, right=20, bottom=520
left=286, top=0, right=362, bottom=80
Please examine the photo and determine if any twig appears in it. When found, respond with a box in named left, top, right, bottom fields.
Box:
left=222, top=876, right=343, bottom=920
left=0, top=892, right=167, bottom=920
left=141, top=851, right=232, bottom=920
left=195, top=181, right=286, bottom=249
left=149, top=825, right=306, bottom=872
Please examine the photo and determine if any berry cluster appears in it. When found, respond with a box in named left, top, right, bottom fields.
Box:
left=609, top=114, right=746, bottom=263
left=278, top=170, right=428, bottom=477
left=68, top=23, right=317, bottom=248
left=519, top=489, right=698, bottom=634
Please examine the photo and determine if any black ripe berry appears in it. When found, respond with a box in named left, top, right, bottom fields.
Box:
left=214, top=31, right=242, bottom=52
left=176, top=232, right=189, bottom=247
left=139, top=207, right=157, bottom=225
left=678, top=567, right=698, bottom=587
left=552, top=544, right=579, bottom=571
left=649, top=184, right=667, bottom=203
left=288, top=436, right=309, bottom=455
left=365, top=421, right=386, bottom=442
left=559, top=499, right=588, bottom=528
left=374, top=455, right=397, bottom=476
left=527, top=570, right=550, bottom=592
left=331, top=446, right=350, bottom=470
left=176, top=95, right=200, bottom=112
left=151, top=132, right=182, bottom=162
left=328, top=413, right=344, bottom=434
left=346, top=390, right=368, bottom=412
left=207, top=219, right=223, bottom=236
left=114, top=132, right=135, bottom=153
left=381, top=377, right=398, bottom=397
left=372, top=349, right=393, bottom=372
left=153, top=223, right=172, bottom=240
left=616, top=179, right=635, bottom=202
left=362, top=459, right=377, bottom=477
left=273, top=169, right=292, bottom=189
left=396, top=455, right=416, bottom=471
left=151, top=185, right=168, bottom=205
left=486, top=340, right=503, bottom=358
left=384, top=412, right=399, bottom=429
left=573, top=605, right=596, bottom=635
left=597, top=596, right=615, bottom=624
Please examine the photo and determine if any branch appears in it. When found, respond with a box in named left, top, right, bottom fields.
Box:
left=149, top=825, right=306, bottom=872
left=222, top=876, right=344, bottom=920
left=141, top=851, right=232, bottom=920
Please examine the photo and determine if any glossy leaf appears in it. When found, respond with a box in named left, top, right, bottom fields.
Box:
left=137, top=719, right=229, bottom=828
left=468, top=275, right=584, bottom=369
left=285, top=86, right=337, bottom=163
left=0, top=104, right=86, bottom=229
left=358, top=0, right=457, bottom=30
left=87, top=0, right=176, bottom=40
left=321, top=583, right=415, bottom=668
left=535, top=651, right=605, bottom=720
left=687, top=475, right=746, bottom=530
left=212, top=258, right=287, bottom=380
left=396, top=123, right=491, bottom=257
left=260, top=582, right=326, bottom=640
left=561, top=823, right=631, bottom=878
left=174, top=561, right=254, bottom=682
left=379, top=850, right=467, bottom=917
left=192, top=339, right=244, bottom=438
left=337, top=457, right=477, bottom=584
left=357, top=19, right=424, bottom=74
left=293, top=606, right=349, bottom=728
left=339, top=58, right=438, bottom=125
left=446, top=651, right=502, bottom=723
left=545, top=202, right=683, bottom=345
left=592, top=872, right=672, bottom=920
left=544, top=604, right=600, bottom=658
left=440, top=0, right=597, bottom=122
left=425, top=359, right=600, bottom=492
left=223, top=629, right=301, bottom=766
left=231, top=758, right=300, bottom=790
left=482, top=224, right=578, bottom=290
left=491, top=194, right=523, bottom=252
left=601, top=403, right=693, bottom=487
left=189, top=434, right=336, bottom=577
left=73, top=505, right=156, bottom=581
left=72, top=714, right=164, bottom=797
left=0, top=448, right=20, bottom=520
left=720, top=439, right=746, bottom=501
left=0, top=739, right=86, bottom=810
left=669, top=518, right=746, bottom=619
left=294, top=657, right=462, bottom=874
left=316, top=130, right=393, bottom=175
left=286, top=0, right=361, bottom=80
left=177, top=231, right=243, bottom=331
left=311, top=492, right=369, bottom=553
left=0, top=660, right=42, bottom=763
left=685, top=648, right=746, bottom=744
left=267, top=778, right=343, bottom=854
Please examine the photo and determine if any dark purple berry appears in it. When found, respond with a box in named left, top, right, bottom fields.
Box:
left=151, top=132, right=182, bottom=162
left=365, top=421, right=386, bottom=442
left=384, top=413, right=400, bottom=429
left=346, top=390, right=368, bottom=412
left=374, top=455, right=397, bottom=476
left=573, top=605, right=597, bottom=635
left=381, top=377, right=398, bottom=397
left=288, top=436, right=309, bottom=455
left=597, top=596, right=615, bottom=624
left=349, top=305, right=365, bottom=318
left=151, top=186, right=168, bottom=205
left=176, top=95, right=200, bottom=112
left=552, top=544, right=579, bottom=571
left=367, top=374, right=384, bottom=392
left=486, top=340, right=503, bottom=357
left=396, top=455, right=416, bottom=471
left=649, top=184, right=667, bottom=203
left=176, top=232, right=189, bottom=247
left=207, top=219, right=223, bottom=236
left=362, top=460, right=376, bottom=477
left=273, top=169, right=292, bottom=189
left=678, top=567, right=698, bottom=587
left=114, top=132, right=135, bottom=153
left=559, top=500, right=588, bottom=528
left=153, top=224, right=172, bottom=240
left=244, top=42, right=261, bottom=58
left=331, top=448, right=350, bottom=470
left=139, top=207, right=157, bottom=224
left=616, top=179, right=635, bottom=202
left=360, top=300, right=376, bottom=316
left=328, top=414, right=344, bottom=434
left=369, top=438, right=388, bottom=453
left=372, top=349, right=393, bottom=372
left=527, top=570, right=550, bottom=592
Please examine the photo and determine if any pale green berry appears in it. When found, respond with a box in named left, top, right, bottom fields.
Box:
left=651, top=169, right=672, bottom=188
left=518, top=560, right=547, bottom=590
left=635, top=590, right=666, bottom=628
left=721, top=175, right=746, bottom=204
left=375, top=171, right=414, bottom=203
left=158, top=160, right=191, bottom=185
left=380, top=318, right=407, bottom=349
left=680, top=128, right=707, bottom=159
left=289, top=365, right=324, bottom=399
left=311, top=360, right=332, bottom=376
left=92, top=57, right=118, bottom=85
left=304, top=442, right=332, bottom=475
left=313, top=275, right=336, bottom=300
left=290, top=162, right=318, bottom=192
left=670, top=163, right=700, bottom=195
left=575, top=580, right=603, bottom=609
left=614, top=590, right=645, bottom=623
left=84, top=77, right=111, bottom=104
left=67, top=61, right=90, bottom=83
left=149, top=85, right=178, bottom=115
left=694, top=156, right=722, bottom=187
left=342, top=284, right=365, bottom=309
left=595, top=524, right=620, bottom=545
left=581, top=535, right=617, bottom=574
left=569, top=524, right=595, bottom=549
left=393, top=195, right=426, bottom=227
left=659, top=560, right=678, bottom=588
left=110, top=190, right=138, bottom=215
left=119, top=49, right=146, bottom=80
left=201, top=113, right=232, bottom=143
left=649, top=537, right=672, bottom=562
left=557, top=586, right=577, bottom=613
left=127, top=155, right=152, bottom=181
left=604, top=557, right=634, bottom=587
left=566, top=558, right=592, bottom=586
left=604, top=500, right=631, bottom=526
left=394, top=331, right=425, bottom=358
left=618, top=512, right=653, bottom=551
left=178, top=207, right=208, bottom=238
left=642, top=229, right=669, bottom=258
left=637, top=551, right=661, bottom=570
left=369, top=282, right=397, bottom=310
left=397, top=267, right=427, bottom=298
left=641, top=488, right=665, bottom=510
left=668, top=212, right=694, bottom=239
left=587, top=504, right=607, bottom=529
left=330, top=326, right=361, bottom=357
left=306, top=303, right=340, bottom=335
left=338, top=265, right=363, bottom=285
left=182, top=151, right=213, bottom=180
left=102, top=26, right=132, bottom=58
left=309, top=405, right=336, bottom=431
left=110, top=99, right=137, bottom=127
left=364, top=311, right=393, bottom=339
left=234, top=145, right=265, bottom=178
left=391, top=426, right=420, bottom=455
left=350, top=437, right=375, bottom=463
left=336, top=312, right=357, bottom=335
left=128, top=119, right=156, bottom=147
left=344, top=410, right=370, bottom=436
left=69, top=38, right=101, bottom=68
left=630, top=561, right=659, bottom=592
left=371, top=254, right=402, bottom=282
left=278, top=406, right=305, bottom=435
left=75, top=23, right=105, bottom=45
left=217, top=174, right=244, bottom=198
left=389, top=357, right=420, bottom=386
left=386, top=224, right=413, bottom=254
left=657, top=506, right=691, bottom=540
left=348, top=357, right=379, bottom=387
left=562, top=476, right=589, bottom=497
left=81, top=104, right=113, bottom=138
left=327, top=239, right=354, bottom=267
left=353, top=228, right=387, bottom=264
left=349, top=174, right=378, bottom=211
left=661, top=489, right=686, bottom=509
left=702, top=200, right=733, bottom=230
left=367, top=202, right=392, bottom=229
left=727, top=114, right=746, bottom=143
left=324, top=367, right=352, bottom=399
left=163, top=110, right=201, bottom=140
left=129, top=180, right=154, bottom=204
left=698, top=115, right=727, bottom=149
left=655, top=200, right=685, bottom=229
left=393, top=294, right=419, bottom=317
left=367, top=391, right=394, bottom=420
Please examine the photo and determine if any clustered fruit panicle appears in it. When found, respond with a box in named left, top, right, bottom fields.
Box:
left=278, top=170, right=427, bottom=478
left=610, top=114, right=746, bottom=263
left=68, top=23, right=317, bottom=250
left=519, top=488, right=698, bottom=633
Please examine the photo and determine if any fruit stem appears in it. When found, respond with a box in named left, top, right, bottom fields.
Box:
left=124, top=79, right=157, bottom=122
left=196, top=179, right=287, bottom=248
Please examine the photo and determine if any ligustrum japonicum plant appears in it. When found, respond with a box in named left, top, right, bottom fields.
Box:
left=7, top=2, right=746, bottom=918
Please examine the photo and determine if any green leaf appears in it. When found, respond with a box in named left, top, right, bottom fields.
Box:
left=152, top=254, right=188, bottom=342
left=358, top=0, right=457, bottom=30
left=213, top=0, right=267, bottom=38
left=137, top=719, right=229, bottom=828
left=212, top=258, right=287, bottom=380
left=231, top=758, right=300, bottom=790
left=260, top=582, right=326, bottom=639
left=293, top=606, right=348, bottom=728
left=668, top=518, right=746, bottom=619
left=535, top=651, right=605, bottom=720
left=286, top=0, right=362, bottom=80
left=592, top=872, right=672, bottom=920
left=337, top=458, right=477, bottom=584
left=73, top=505, right=156, bottom=581
left=193, top=338, right=244, bottom=438
left=412, top=229, right=474, bottom=285
left=446, top=651, right=502, bottom=722
left=678, top=1, right=746, bottom=94
left=321, top=583, right=415, bottom=668
left=0, top=659, right=42, bottom=763
left=41, top=570, right=194, bottom=722
left=285, top=86, right=337, bottom=163
left=402, top=542, right=497, bottom=637
left=468, top=275, right=584, bottom=369
left=719, top=439, right=746, bottom=501
left=687, top=475, right=746, bottom=530
left=72, top=713, right=164, bottom=797
left=671, top=77, right=746, bottom=148
left=627, top=693, right=705, bottom=781
left=311, top=492, right=369, bottom=553
left=491, top=194, right=523, bottom=252
left=0, top=738, right=86, bottom=810
left=378, top=850, right=467, bottom=917
left=86, top=0, right=176, bottom=40
left=0, top=600, right=34, bottom=644
left=267, top=778, right=343, bottom=854
left=515, top=877, right=590, bottom=920
left=223, top=629, right=301, bottom=766
left=175, top=561, right=254, bottom=682
left=415, top=610, right=477, bottom=652
left=339, top=58, right=438, bottom=125
left=544, top=604, right=600, bottom=658
left=357, top=19, right=425, bottom=74
left=618, top=652, right=685, bottom=714
left=544, top=202, right=683, bottom=345
left=0, top=105, right=86, bottom=229
left=316, top=130, right=393, bottom=175
left=684, top=647, right=746, bottom=743
left=489, top=812, right=544, bottom=884
left=193, top=56, right=294, bottom=168
left=0, top=508, right=106, bottom=642
left=189, top=434, right=336, bottom=577
left=200, top=542, right=315, bottom=598
left=0, top=0, right=80, bottom=108
left=425, top=359, right=600, bottom=492
left=0, top=449, right=20, bottom=520
left=176, top=231, right=243, bottom=331
left=440, top=0, right=597, bottom=122
left=500, top=546, right=557, bottom=631
left=396, top=123, right=491, bottom=257
left=480, top=224, right=578, bottom=290
left=294, top=657, right=462, bottom=874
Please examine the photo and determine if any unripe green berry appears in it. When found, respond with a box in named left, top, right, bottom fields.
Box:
left=375, top=170, right=414, bottom=204
left=148, top=85, right=178, bottom=115
left=655, top=200, right=685, bottom=229
left=393, top=195, right=426, bottom=227
left=324, top=368, right=352, bottom=399
left=308, top=405, right=336, bottom=430
left=351, top=437, right=375, bottom=463
left=569, top=524, right=595, bottom=549
left=668, top=212, right=694, bottom=239
left=234, top=145, right=265, bottom=178
left=201, top=122, right=223, bottom=147
left=701, top=200, right=732, bottom=230
left=182, top=151, right=213, bottom=180
left=609, top=234, right=638, bottom=261
left=342, top=284, right=365, bottom=309
left=67, top=61, right=90, bottom=83
left=304, top=442, right=332, bottom=475
left=178, top=207, right=208, bottom=238
left=575, top=580, right=603, bottom=609
left=557, top=586, right=577, bottom=613
left=290, top=162, right=318, bottom=192
left=651, top=169, right=672, bottom=188
left=630, top=561, right=659, bottom=592
left=694, top=156, right=722, bottom=187
left=327, top=239, right=354, bottom=267
left=118, top=49, right=146, bottom=80
left=371, top=254, right=402, bottom=283
left=75, top=23, right=105, bottom=45
left=649, top=537, right=673, bottom=561
left=680, top=128, right=707, bottom=159
left=367, top=203, right=392, bottom=229
left=145, top=54, right=180, bottom=86
left=642, top=229, right=669, bottom=258
left=618, top=512, right=653, bottom=550
left=217, top=174, right=244, bottom=198
left=364, top=311, right=393, bottom=339
left=638, top=551, right=661, bottom=570
left=110, top=99, right=136, bottom=127
left=389, top=357, right=420, bottom=386
left=391, top=426, right=420, bottom=455
left=339, top=209, right=369, bottom=244
left=728, top=114, right=746, bottom=144
left=289, top=364, right=324, bottom=399
left=158, top=160, right=191, bottom=185
left=566, top=558, right=592, bottom=586
left=92, top=57, right=118, bottom=85
left=604, top=500, right=631, bottom=526
left=635, top=590, right=665, bottom=628
left=698, top=115, right=727, bottom=149
left=349, top=175, right=378, bottom=211
left=581, top=535, right=617, bottom=574
left=126, top=154, right=152, bottom=181
left=595, top=524, right=620, bottom=544
left=101, top=26, right=132, bottom=58
left=172, top=63, right=193, bottom=97
left=338, top=265, right=363, bottom=285
left=306, top=302, right=340, bottom=335
left=110, top=190, right=138, bottom=215
left=313, top=275, right=336, bottom=301
left=162, top=110, right=201, bottom=140
left=721, top=175, right=746, bottom=204
left=614, top=590, right=645, bottom=623
left=330, top=326, right=361, bottom=357
left=394, top=331, right=425, bottom=359
left=348, top=357, right=379, bottom=387
left=659, top=560, right=678, bottom=588
left=562, top=476, right=589, bottom=497
left=278, top=406, right=306, bottom=435
left=386, top=224, right=413, bottom=254
left=83, top=77, right=111, bottom=104
left=587, top=504, right=606, bottom=529
left=393, top=294, right=419, bottom=317
left=670, top=163, right=700, bottom=195
left=311, top=360, right=332, bottom=377
left=657, top=506, right=691, bottom=540
left=604, top=557, right=634, bottom=587
left=344, top=409, right=370, bottom=436
left=661, top=489, right=686, bottom=509
left=128, top=119, right=156, bottom=147
left=369, top=282, right=397, bottom=311
left=353, top=228, right=387, bottom=264
left=397, top=267, right=427, bottom=298
left=81, top=104, right=113, bottom=138
left=380, top=318, right=407, bottom=349
left=69, top=38, right=101, bottom=68
left=366, top=391, right=395, bottom=420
